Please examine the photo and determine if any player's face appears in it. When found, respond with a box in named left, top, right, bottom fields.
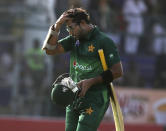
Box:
left=66, top=19, right=83, bottom=39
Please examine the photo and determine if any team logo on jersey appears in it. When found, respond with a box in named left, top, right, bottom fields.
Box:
left=73, top=61, right=92, bottom=71
left=109, top=53, right=114, bottom=60
left=88, top=44, right=95, bottom=52
left=85, top=107, right=93, bottom=115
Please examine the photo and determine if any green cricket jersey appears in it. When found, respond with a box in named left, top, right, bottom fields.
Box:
left=59, top=26, right=120, bottom=91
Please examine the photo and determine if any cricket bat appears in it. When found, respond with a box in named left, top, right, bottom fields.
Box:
left=98, top=49, right=124, bottom=131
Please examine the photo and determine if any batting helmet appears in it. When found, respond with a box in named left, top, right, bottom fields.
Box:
left=51, top=84, right=76, bottom=107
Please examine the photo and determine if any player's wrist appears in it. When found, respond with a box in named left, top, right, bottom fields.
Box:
left=100, top=70, right=114, bottom=85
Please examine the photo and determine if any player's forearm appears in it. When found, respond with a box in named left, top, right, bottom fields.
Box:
left=42, top=24, right=60, bottom=49
left=89, top=62, right=123, bottom=86
left=47, top=26, right=58, bottom=46
left=42, top=12, right=70, bottom=54
left=41, top=22, right=65, bottom=56
left=88, top=76, right=103, bottom=86
left=110, top=62, right=123, bottom=79
left=45, top=24, right=61, bottom=46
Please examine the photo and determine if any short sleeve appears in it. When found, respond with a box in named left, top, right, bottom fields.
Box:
left=101, top=37, right=121, bottom=68
left=58, top=35, right=74, bottom=52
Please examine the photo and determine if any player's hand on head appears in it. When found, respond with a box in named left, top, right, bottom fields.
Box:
left=55, top=12, right=70, bottom=26
left=77, top=79, right=93, bottom=97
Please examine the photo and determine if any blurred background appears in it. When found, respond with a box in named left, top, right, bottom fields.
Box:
left=0, top=0, right=166, bottom=130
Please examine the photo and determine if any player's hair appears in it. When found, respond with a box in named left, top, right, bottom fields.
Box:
left=65, top=8, right=90, bottom=24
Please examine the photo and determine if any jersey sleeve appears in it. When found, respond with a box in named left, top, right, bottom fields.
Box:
left=101, top=37, right=121, bottom=68
left=58, top=35, right=74, bottom=52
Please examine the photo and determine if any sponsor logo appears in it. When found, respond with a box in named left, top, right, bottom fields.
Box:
left=73, top=61, right=92, bottom=71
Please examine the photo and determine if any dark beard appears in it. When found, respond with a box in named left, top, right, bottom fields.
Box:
left=78, top=32, right=88, bottom=41
left=78, top=36, right=85, bottom=41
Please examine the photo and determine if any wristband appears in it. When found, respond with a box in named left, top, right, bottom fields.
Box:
left=100, top=70, right=114, bottom=84
left=45, top=44, right=57, bottom=50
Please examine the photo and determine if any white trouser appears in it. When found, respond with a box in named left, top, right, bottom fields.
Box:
left=124, top=35, right=139, bottom=54
left=153, top=37, right=166, bottom=55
